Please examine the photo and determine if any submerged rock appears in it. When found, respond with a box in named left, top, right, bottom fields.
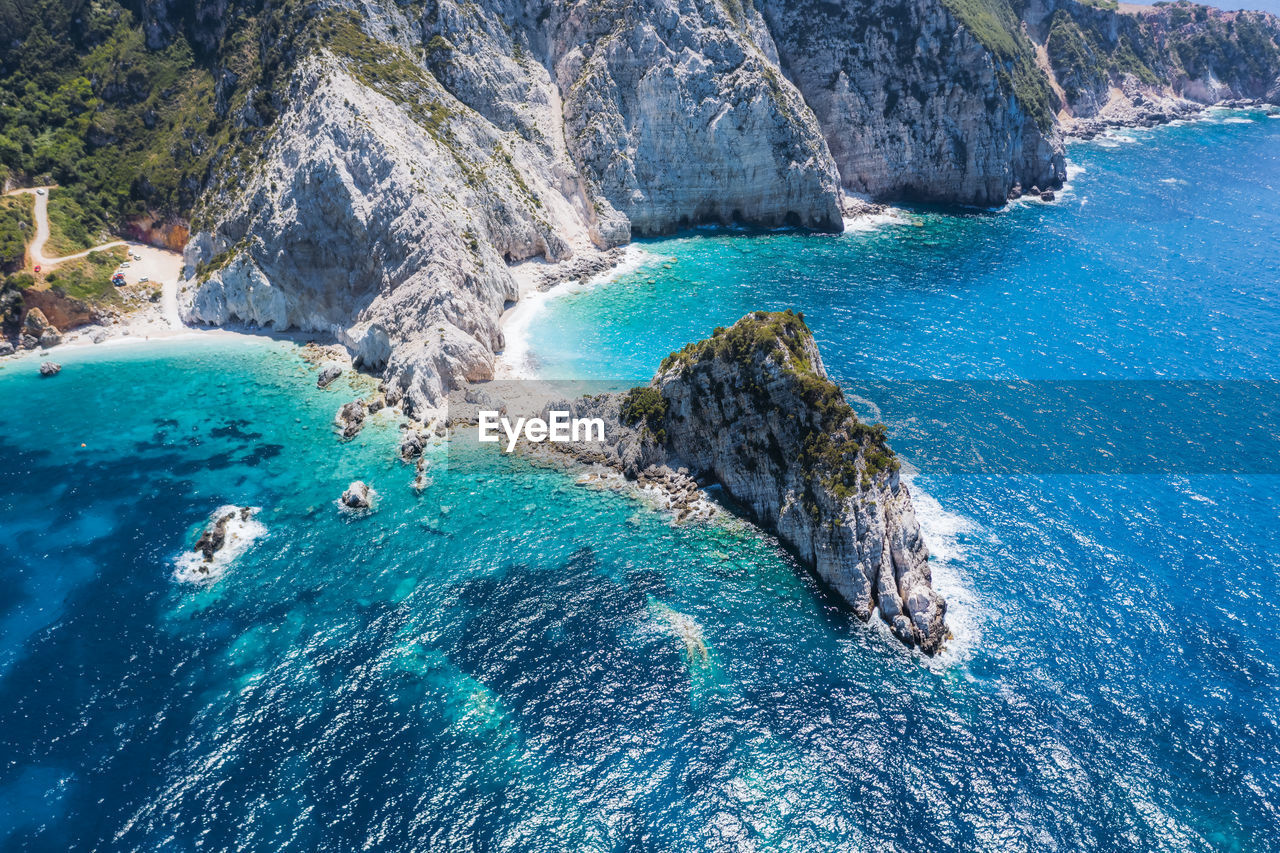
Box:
left=39, top=361, right=61, bottom=377
left=340, top=480, right=373, bottom=510
left=335, top=400, right=366, bottom=440
left=316, top=362, right=343, bottom=388
left=411, top=456, right=432, bottom=493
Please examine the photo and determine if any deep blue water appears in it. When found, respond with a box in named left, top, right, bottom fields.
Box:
left=1, top=110, right=1278, bottom=851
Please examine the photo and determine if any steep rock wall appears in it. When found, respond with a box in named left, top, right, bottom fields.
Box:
left=1028, top=0, right=1280, bottom=121
left=762, top=0, right=1066, bottom=205
left=183, top=48, right=604, bottom=415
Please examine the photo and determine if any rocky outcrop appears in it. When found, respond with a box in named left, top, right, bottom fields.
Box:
left=194, top=505, right=255, bottom=564
left=22, top=308, right=60, bottom=349
left=762, top=0, right=1066, bottom=205
left=39, top=361, right=61, bottom=377
left=21, top=289, right=95, bottom=332
left=316, top=363, right=343, bottom=389
left=335, top=400, right=366, bottom=440
left=543, top=311, right=947, bottom=653
left=398, top=427, right=427, bottom=462
left=1027, top=0, right=1280, bottom=129
left=340, top=480, right=374, bottom=510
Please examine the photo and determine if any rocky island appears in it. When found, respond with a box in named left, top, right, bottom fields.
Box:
left=535, top=312, right=948, bottom=654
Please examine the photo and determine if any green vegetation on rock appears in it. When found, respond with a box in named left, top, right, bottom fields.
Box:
left=1047, top=10, right=1159, bottom=102
left=0, top=1, right=219, bottom=244
left=0, top=196, right=33, bottom=272
left=620, top=386, right=669, bottom=443
left=661, top=310, right=900, bottom=502
left=939, top=0, right=1058, bottom=129
left=0, top=0, right=323, bottom=245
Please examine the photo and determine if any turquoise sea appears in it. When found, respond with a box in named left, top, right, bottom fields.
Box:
left=2, top=110, right=1279, bottom=851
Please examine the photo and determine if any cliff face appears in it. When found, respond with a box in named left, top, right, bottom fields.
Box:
left=546, top=0, right=844, bottom=233
left=762, top=0, right=1065, bottom=205
left=551, top=312, right=948, bottom=653
left=181, top=2, right=846, bottom=410
left=651, top=312, right=947, bottom=652
left=183, top=36, right=603, bottom=415
left=163, top=0, right=1280, bottom=408
left=1025, top=0, right=1280, bottom=124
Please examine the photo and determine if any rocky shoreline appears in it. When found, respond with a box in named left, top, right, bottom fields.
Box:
left=1064, top=97, right=1276, bottom=141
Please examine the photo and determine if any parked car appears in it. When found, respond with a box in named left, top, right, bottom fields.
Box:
left=35, top=188, right=44, bottom=196
left=139, top=276, right=149, bottom=283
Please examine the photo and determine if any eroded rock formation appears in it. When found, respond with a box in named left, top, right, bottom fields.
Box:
left=541, top=311, right=948, bottom=653
left=171, top=1, right=1280, bottom=411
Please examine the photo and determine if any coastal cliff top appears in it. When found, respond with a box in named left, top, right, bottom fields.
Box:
left=649, top=310, right=901, bottom=496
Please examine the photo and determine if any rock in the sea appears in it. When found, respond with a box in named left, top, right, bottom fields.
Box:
left=398, top=428, right=426, bottom=462
left=39, top=361, right=61, bottom=377
left=411, top=456, right=432, bottom=493
left=194, top=506, right=256, bottom=565
left=316, top=363, right=343, bottom=389
left=335, top=400, right=366, bottom=440
left=340, top=480, right=373, bottom=510
left=551, top=311, right=948, bottom=653
left=1040, top=190, right=1056, bottom=202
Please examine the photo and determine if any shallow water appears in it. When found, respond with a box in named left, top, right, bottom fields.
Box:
left=0, top=111, right=1278, bottom=851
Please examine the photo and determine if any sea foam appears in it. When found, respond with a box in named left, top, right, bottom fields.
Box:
left=901, top=470, right=983, bottom=666
left=173, top=506, right=266, bottom=583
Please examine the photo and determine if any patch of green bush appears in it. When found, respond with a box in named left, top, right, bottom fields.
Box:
left=41, top=247, right=126, bottom=304
left=0, top=196, right=33, bottom=272
left=620, top=386, right=668, bottom=443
